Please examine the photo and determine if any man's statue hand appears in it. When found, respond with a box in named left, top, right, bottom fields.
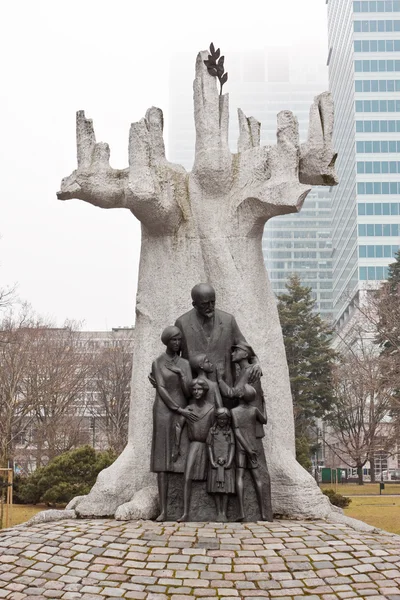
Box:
left=248, top=364, right=262, bottom=383
left=172, top=445, right=181, bottom=462
left=180, top=408, right=199, bottom=422
left=216, top=366, right=225, bottom=381
left=166, top=363, right=183, bottom=377
left=148, top=373, right=157, bottom=388
left=249, top=449, right=258, bottom=464
left=232, top=386, right=244, bottom=398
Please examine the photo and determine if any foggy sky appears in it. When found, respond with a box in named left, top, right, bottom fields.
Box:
left=0, top=0, right=329, bottom=330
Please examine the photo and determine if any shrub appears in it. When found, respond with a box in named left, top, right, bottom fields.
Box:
left=16, top=446, right=116, bottom=506
left=322, top=488, right=352, bottom=508
left=295, top=435, right=312, bottom=471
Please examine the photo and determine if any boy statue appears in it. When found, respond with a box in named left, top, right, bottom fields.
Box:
left=231, top=384, right=273, bottom=522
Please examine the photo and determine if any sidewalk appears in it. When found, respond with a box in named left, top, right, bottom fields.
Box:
left=1, top=518, right=400, bottom=599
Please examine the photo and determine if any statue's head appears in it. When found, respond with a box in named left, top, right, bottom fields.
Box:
left=215, top=407, right=231, bottom=428
left=231, top=342, right=254, bottom=363
left=191, top=283, right=216, bottom=319
left=161, top=326, right=182, bottom=353
left=191, top=377, right=209, bottom=400
left=190, top=353, right=213, bottom=374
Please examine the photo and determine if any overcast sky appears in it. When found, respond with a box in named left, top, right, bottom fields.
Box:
left=0, top=0, right=328, bottom=330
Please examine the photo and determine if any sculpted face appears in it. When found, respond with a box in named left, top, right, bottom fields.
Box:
left=231, top=347, right=248, bottom=363
left=217, top=414, right=229, bottom=427
left=167, top=333, right=182, bottom=353
left=201, top=357, right=213, bottom=373
left=192, top=284, right=216, bottom=319
left=192, top=382, right=206, bottom=400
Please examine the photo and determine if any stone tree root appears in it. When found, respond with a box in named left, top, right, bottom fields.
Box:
left=58, top=49, right=338, bottom=521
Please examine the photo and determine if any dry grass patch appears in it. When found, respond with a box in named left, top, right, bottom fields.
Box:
left=321, top=483, right=400, bottom=496
left=6, top=505, right=44, bottom=528
left=344, top=496, right=400, bottom=534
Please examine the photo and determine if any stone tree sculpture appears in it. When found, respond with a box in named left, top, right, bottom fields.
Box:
left=58, top=49, right=338, bottom=519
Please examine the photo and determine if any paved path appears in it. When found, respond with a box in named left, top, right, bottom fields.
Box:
left=1, top=519, right=400, bottom=600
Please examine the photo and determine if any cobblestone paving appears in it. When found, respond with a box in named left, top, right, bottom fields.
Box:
left=1, top=519, right=400, bottom=600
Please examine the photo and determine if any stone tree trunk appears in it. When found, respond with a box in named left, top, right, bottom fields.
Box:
left=58, top=50, right=338, bottom=519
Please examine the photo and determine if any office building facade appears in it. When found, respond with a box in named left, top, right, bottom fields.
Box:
left=327, top=0, right=400, bottom=327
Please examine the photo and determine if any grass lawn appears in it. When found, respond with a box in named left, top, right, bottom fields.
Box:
left=343, top=496, right=400, bottom=534
left=2, top=504, right=44, bottom=528
left=321, top=482, right=400, bottom=496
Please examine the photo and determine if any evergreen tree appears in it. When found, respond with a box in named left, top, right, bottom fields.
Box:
left=16, top=446, right=116, bottom=506
left=376, top=250, right=400, bottom=355
left=278, top=274, right=336, bottom=466
left=374, top=250, right=400, bottom=412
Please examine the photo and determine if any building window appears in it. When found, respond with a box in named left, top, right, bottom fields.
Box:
left=354, top=1, right=400, bottom=11
left=358, top=223, right=400, bottom=234
left=358, top=202, right=400, bottom=214
left=356, top=140, right=400, bottom=152
left=357, top=181, right=400, bottom=194
left=355, top=100, right=400, bottom=112
left=357, top=161, right=400, bottom=173
left=354, top=39, right=400, bottom=51
left=356, top=120, right=400, bottom=132
left=355, top=79, right=400, bottom=92
left=355, top=59, right=400, bottom=72
left=359, top=244, right=399, bottom=256
left=359, top=266, right=389, bottom=280
left=354, top=19, right=400, bottom=30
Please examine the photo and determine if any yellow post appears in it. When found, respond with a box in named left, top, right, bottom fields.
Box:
left=0, top=468, right=13, bottom=529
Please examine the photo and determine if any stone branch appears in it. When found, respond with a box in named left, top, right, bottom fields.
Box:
left=300, top=92, right=338, bottom=186
left=57, top=111, right=129, bottom=209
left=57, top=110, right=186, bottom=234
left=232, top=109, right=311, bottom=230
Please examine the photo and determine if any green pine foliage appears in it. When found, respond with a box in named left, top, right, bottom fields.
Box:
left=278, top=274, right=336, bottom=461
left=16, top=446, right=116, bottom=506
left=376, top=249, right=400, bottom=354
left=387, top=249, right=400, bottom=291
left=295, top=435, right=312, bottom=471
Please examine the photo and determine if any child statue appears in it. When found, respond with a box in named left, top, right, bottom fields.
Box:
left=231, top=384, right=273, bottom=522
left=206, top=407, right=235, bottom=521
left=189, top=353, right=223, bottom=408
left=178, top=378, right=215, bottom=522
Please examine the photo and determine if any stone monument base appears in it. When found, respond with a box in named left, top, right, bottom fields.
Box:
left=167, top=439, right=273, bottom=522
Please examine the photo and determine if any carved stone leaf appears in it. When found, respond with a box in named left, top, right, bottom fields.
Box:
left=210, top=42, right=215, bottom=55
left=221, top=72, right=228, bottom=85
left=215, top=48, right=220, bottom=60
left=218, top=56, right=224, bottom=67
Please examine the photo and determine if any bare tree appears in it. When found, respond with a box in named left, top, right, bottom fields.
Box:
left=24, top=323, right=92, bottom=465
left=90, top=338, right=133, bottom=455
left=326, top=337, right=398, bottom=485
left=0, top=307, right=42, bottom=467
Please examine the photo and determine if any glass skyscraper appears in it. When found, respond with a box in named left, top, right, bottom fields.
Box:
left=168, top=47, right=333, bottom=320
left=327, top=0, right=400, bottom=327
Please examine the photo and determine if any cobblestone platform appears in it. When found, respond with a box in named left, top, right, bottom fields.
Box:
left=1, top=519, right=400, bottom=600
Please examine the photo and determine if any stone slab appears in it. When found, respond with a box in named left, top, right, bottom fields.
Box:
left=1, top=518, right=400, bottom=600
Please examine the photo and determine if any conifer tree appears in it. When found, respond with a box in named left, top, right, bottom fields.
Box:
left=374, top=251, right=400, bottom=413
left=278, top=274, right=336, bottom=466
left=376, top=250, right=400, bottom=355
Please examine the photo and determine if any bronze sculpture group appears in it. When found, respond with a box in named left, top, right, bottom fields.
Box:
left=150, top=283, right=273, bottom=522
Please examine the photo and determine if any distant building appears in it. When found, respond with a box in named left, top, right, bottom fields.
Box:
left=168, top=46, right=333, bottom=319
left=13, top=327, right=134, bottom=473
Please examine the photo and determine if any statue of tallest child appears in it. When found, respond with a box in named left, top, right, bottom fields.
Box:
left=175, top=284, right=261, bottom=408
